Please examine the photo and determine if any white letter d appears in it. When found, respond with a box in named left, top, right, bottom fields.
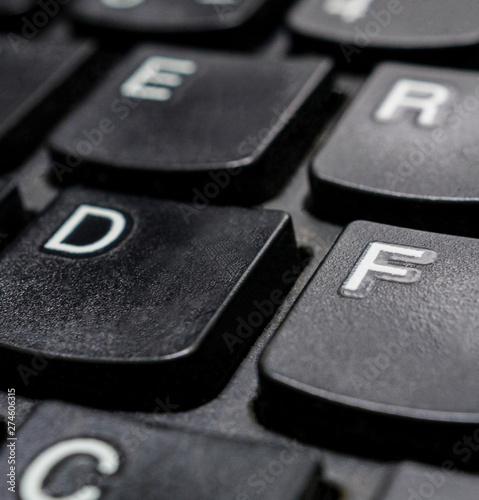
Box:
left=44, top=204, right=127, bottom=256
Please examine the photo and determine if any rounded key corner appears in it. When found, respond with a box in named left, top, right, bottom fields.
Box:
left=258, top=361, right=479, bottom=426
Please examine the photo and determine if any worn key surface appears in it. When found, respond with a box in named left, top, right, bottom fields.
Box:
left=0, top=187, right=298, bottom=410
left=288, top=0, right=479, bottom=67
left=382, top=463, right=479, bottom=499
left=49, top=45, right=333, bottom=203
left=0, top=174, right=26, bottom=245
left=258, top=221, right=479, bottom=462
left=0, top=40, right=96, bottom=170
left=1, top=402, right=325, bottom=500
left=310, top=63, right=479, bottom=236
left=70, top=0, right=289, bottom=44
left=0, top=0, right=36, bottom=17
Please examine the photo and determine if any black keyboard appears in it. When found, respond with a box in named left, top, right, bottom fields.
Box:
left=2, top=1, right=479, bottom=499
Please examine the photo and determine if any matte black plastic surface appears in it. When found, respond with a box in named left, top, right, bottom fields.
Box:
left=0, top=40, right=95, bottom=169
left=4, top=4, right=479, bottom=497
left=0, top=402, right=324, bottom=500
left=0, top=187, right=298, bottom=410
left=71, top=0, right=283, bottom=39
left=288, top=0, right=479, bottom=66
left=259, top=221, right=479, bottom=459
left=382, top=463, right=479, bottom=499
left=49, top=45, right=333, bottom=203
left=311, top=63, right=479, bottom=236
left=0, top=0, right=36, bottom=17
left=0, top=175, right=26, bottom=244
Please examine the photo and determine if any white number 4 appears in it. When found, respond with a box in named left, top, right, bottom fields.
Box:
left=323, top=0, right=374, bottom=23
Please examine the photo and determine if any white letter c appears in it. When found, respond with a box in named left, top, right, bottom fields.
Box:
left=20, top=438, right=120, bottom=500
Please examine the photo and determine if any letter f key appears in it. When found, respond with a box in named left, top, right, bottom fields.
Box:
left=340, top=242, right=437, bottom=299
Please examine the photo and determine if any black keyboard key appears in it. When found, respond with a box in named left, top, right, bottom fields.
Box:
left=258, top=221, right=479, bottom=459
left=49, top=45, right=333, bottom=203
left=288, top=0, right=479, bottom=66
left=383, top=464, right=479, bottom=499
left=0, top=40, right=95, bottom=170
left=0, top=390, right=35, bottom=435
left=0, top=175, right=26, bottom=245
left=310, top=63, right=479, bottom=236
left=0, top=187, right=298, bottom=410
left=71, top=0, right=285, bottom=43
left=1, top=402, right=324, bottom=500
left=0, top=0, right=36, bottom=17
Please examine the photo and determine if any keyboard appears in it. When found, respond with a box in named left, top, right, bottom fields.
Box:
left=1, top=0, right=479, bottom=498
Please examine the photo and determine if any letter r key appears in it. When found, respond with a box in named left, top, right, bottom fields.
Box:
left=374, top=79, right=451, bottom=127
